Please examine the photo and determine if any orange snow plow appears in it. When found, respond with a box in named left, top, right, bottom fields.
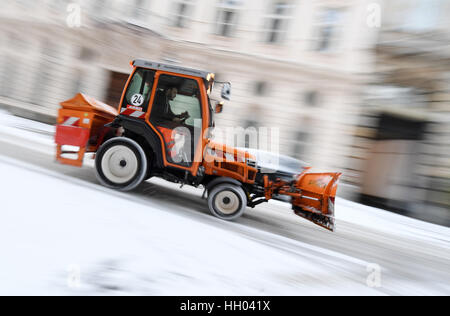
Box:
left=55, top=60, right=342, bottom=232
left=55, top=94, right=117, bottom=167
left=264, top=170, right=341, bottom=231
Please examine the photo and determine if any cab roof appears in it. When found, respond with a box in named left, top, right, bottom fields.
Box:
left=133, top=59, right=214, bottom=80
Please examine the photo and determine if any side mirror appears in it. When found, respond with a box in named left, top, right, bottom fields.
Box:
left=215, top=102, right=224, bottom=114
left=221, top=83, right=231, bottom=101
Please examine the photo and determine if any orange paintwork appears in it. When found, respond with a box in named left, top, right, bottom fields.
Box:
left=116, top=67, right=256, bottom=181
left=264, top=170, right=342, bottom=231
left=202, top=141, right=257, bottom=184
left=293, top=172, right=341, bottom=214
left=55, top=63, right=342, bottom=231
left=116, top=69, right=210, bottom=177
left=56, top=94, right=117, bottom=167
left=206, top=141, right=256, bottom=161
left=115, top=66, right=257, bottom=181
left=147, top=71, right=210, bottom=177
left=60, top=93, right=119, bottom=117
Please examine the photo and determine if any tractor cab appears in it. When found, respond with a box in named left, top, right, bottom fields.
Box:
left=113, top=60, right=223, bottom=176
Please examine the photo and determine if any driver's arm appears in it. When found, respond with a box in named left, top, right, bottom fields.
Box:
left=178, top=111, right=189, bottom=119
left=169, top=105, right=189, bottom=122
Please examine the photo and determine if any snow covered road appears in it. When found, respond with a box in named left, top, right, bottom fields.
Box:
left=0, top=111, right=449, bottom=296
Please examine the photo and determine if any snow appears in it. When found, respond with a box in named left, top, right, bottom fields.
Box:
left=0, top=155, right=381, bottom=296
left=335, top=198, right=450, bottom=246
left=0, top=109, right=448, bottom=296
left=267, top=192, right=450, bottom=247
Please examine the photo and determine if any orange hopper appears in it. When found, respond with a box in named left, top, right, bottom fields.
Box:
left=55, top=94, right=118, bottom=167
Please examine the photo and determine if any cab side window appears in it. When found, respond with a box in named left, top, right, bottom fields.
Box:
left=122, top=68, right=155, bottom=112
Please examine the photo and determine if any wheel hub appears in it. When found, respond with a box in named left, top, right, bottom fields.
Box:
left=215, top=191, right=240, bottom=215
left=101, top=145, right=138, bottom=184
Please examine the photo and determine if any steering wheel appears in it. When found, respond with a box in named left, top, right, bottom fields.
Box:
left=180, top=112, right=190, bottom=124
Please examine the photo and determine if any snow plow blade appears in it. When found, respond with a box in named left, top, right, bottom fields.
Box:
left=55, top=94, right=118, bottom=167
left=291, top=172, right=341, bottom=231
left=264, top=171, right=341, bottom=232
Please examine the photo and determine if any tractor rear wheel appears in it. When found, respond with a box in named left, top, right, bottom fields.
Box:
left=208, top=184, right=247, bottom=220
left=95, top=137, right=147, bottom=192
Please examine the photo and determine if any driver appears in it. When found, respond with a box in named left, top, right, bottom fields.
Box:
left=153, top=86, right=189, bottom=123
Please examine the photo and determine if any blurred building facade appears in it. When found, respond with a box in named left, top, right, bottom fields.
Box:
left=354, top=0, right=450, bottom=224
left=7, top=0, right=449, bottom=225
left=0, top=0, right=380, bottom=180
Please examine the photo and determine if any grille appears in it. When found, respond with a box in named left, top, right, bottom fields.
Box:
left=221, top=162, right=240, bottom=173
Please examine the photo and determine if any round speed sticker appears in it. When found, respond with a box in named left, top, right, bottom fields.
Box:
left=131, top=94, right=144, bottom=106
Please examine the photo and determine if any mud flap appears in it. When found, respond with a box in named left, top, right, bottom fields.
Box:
left=291, top=172, right=341, bottom=232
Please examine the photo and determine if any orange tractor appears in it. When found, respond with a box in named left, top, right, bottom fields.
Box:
left=55, top=60, right=341, bottom=231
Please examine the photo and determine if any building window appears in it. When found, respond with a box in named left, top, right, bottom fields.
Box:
left=71, top=70, right=84, bottom=97
left=132, top=0, right=147, bottom=19
left=313, top=8, right=345, bottom=52
left=293, top=117, right=314, bottom=159
left=172, top=0, right=196, bottom=28
left=304, top=91, right=320, bottom=107
left=31, top=40, right=59, bottom=106
left=264, top=2, right=293, bottom=44
left=79, top=47, right=96, bottom=62
left=293, top=130, right=310, bottom=157
left=215, top=0, right=242, bottom=37
left=254, top=81, right=269, bottom=96
left=0, top=55, right=16, bottom=98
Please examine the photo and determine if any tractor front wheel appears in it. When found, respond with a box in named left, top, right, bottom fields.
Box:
left=208, top=184, right=247, bottom=220
left=95, top=137, right=147, bottom=192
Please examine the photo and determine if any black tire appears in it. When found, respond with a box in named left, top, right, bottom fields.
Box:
left=208, top=184, right=247, bottom=220
left=95, top=137, right=147, bottom=192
